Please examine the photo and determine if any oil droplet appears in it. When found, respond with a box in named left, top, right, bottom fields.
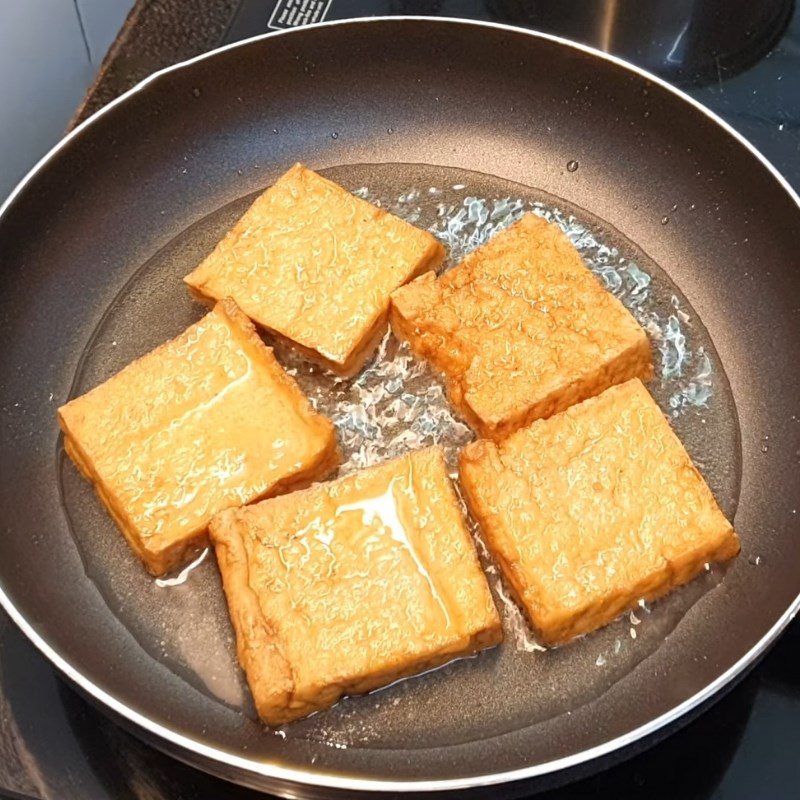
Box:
left=331, top=132, right=338, bottom=139
left=661, top=216, right=670, bottom=225
left=670, top=203, right=678, bottom=212
left=272, top=128, right=278, bottom=134
left=387, top=127, right=395, bottom=134
left=566, top=160, right=579, bottom=173
left=155, top=548, right=209, bottom=587
left=643, top=110, right=651, bottom=118
left=334, top=473, right=451, bottom=628
left=192, top=87, right=201, bottom=98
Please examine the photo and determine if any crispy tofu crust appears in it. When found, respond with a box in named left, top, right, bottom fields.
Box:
left=209, top=446, right=502, bottom=725
left=459, top=379, right=739, bottom=646
left=184, top=164, right=445, bottom=376
left=58, top=299, right=340, bottom=576
left=391, top=214, right=653, bottom=440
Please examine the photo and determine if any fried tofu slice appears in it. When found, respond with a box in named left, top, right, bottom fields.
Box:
left=58, top=299, right=339, bottom=576
left=184, top=164, right=445, bottom=376
left=391, top=213, right=653, bottom=440
left=209, top=446, right=502, bottom=725
left=459, top=379, right=738, bottom=646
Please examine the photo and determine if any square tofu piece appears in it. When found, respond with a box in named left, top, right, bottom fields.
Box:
left=459, top=379, right=739, bottom=646
left=209, top=446, right=502, bottom=724
left=391, top=213, right=653, bottom=440
left=58, top=299, right=339, bottom=576
left=184, top=163, right=445, bottom=376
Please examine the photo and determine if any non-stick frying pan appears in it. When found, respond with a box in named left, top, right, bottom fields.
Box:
left=0, top=17, right=798, bottom=798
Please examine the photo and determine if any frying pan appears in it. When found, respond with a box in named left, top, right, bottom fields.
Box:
left=0, top=16, right=798, bottom=798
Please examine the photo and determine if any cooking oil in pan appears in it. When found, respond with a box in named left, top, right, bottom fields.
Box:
left=58, top=163, right=741, bottom=749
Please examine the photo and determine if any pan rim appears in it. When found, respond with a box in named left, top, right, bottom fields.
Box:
left=1, top=15, right=799, bottom=794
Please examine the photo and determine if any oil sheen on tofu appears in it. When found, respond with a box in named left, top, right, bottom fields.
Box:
left=58, top=300, right=339, bottom=576
left=210, top=446, right=502, bottom=725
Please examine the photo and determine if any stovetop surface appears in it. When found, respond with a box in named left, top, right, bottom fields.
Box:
left=2, top=1, right=798, bottom=798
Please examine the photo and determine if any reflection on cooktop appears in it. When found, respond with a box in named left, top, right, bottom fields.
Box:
left=487, top=0, right=793, bottom=85
left=229, top=0, right=795, bottom=85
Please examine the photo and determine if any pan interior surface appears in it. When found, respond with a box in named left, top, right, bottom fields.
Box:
left=59, top=162, right=742, bottom=755
left=1, top=18, right=798, bottom=792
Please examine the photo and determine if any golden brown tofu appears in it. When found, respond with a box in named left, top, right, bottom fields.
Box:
left=209, top=446, right=502, bottom=725
left=58, top=300, right=339, bottom=576
left=391, top=213, right=653, bottom=440
left=459, top=379, right=739, bottom=646
left=184, top=164, right=445, bottom=376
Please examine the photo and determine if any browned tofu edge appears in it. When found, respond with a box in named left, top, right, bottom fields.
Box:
left=458, top=388, right=740, bottom=646
left=57, top=298, right=340, bottom=576
left=209, top=506, right=297, bottom=723
left=469, top=333, right=654, bottom=442
left=184, top=164, right=446, bottom=376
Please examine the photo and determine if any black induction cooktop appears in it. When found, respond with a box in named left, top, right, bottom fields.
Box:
left=2, top=1, right=798, bottom=798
